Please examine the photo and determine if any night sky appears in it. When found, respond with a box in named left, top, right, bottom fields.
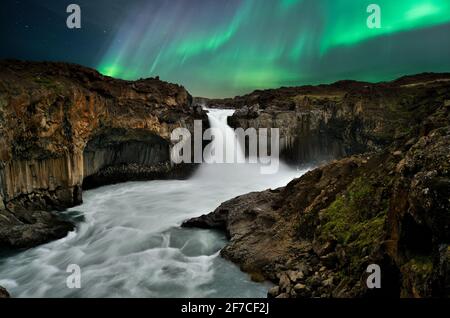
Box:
left=1, top=0, right=450, bottom=97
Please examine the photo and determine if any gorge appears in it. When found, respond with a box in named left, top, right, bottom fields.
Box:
left=0, top=108, right=304, bottom=297
left=0, top=60, right=449, bottom=298
left=0, top=60, right=207, bottom=249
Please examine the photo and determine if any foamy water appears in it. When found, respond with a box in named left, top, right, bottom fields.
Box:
left=0, top=109, right=306, bottom=298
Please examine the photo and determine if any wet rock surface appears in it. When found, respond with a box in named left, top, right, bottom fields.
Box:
left=0, top=208, right=74, bottom=249
left=0, top=285, right=10, bottom=298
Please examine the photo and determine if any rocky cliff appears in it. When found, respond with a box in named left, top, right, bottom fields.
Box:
left=0, top=60, right=206, bottom=248
left=0, top=285, right=9, bottom=298
left=185, top=75, right=450, bottom=298
left=198, top=74, right=450, bottom=165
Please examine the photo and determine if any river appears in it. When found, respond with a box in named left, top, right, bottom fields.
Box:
left=0, top=109, right=306, bottom=298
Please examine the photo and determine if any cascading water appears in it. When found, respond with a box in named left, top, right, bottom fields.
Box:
left=203, top=108, right=245, bottom=163
left=0, top=109, right=306, bottom=298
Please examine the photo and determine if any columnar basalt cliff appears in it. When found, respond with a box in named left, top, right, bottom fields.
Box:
left=198, top=74, right=450, bottom=165
left=185, top=75, right=450, bottom=298
left=0, top=60, right=206, bottom=248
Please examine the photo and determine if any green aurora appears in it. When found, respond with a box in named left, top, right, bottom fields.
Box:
left=96, top=0, right=450, bottom=97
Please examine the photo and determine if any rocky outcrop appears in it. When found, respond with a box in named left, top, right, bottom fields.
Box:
left=0, top=60, right=206, bottom=248
left=199, top=74, right=450, bottom=165
left=184, top=82, right=450, bottom=298
left=0, top=286, right=9, bottom=298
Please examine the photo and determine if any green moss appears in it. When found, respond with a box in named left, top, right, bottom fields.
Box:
left=403, top=256, right=433, bottom=278
left=34, top=77, right=53, bottom=85
left=400, top=256, right=434, bottom=296
left=320, top=177, right=388, bottom=271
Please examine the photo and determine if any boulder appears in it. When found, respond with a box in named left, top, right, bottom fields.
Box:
left=0, top=286, right=10, bottom=298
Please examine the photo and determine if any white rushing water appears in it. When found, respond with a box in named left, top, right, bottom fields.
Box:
left=0, top=109, right=306, bottom=298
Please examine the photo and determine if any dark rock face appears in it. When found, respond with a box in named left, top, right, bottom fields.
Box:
left=0, top=208, right=73, bottom=249
left=0, top=285, right=10, bottom=298
left=199, top=74, right=450, bottom=165
left=184, top=77, right=450, bottom=298
left=0, top=60, right=206, bottom=249
left=81, top=128, right=197, bottom=189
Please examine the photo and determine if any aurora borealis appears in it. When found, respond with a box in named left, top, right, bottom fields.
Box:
left=2, top=0, right=450, bottom=97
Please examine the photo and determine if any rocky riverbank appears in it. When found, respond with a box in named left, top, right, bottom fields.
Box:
left=0, top=60, right=207, bottom=249
left=0, top=285, right=9, bottom=298
left=184, top=75, right=450, bottom=298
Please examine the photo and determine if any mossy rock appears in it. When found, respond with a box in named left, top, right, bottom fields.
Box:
left=319, top=177, right=389, bottom=273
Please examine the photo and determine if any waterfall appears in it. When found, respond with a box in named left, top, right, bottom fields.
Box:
left=0, top=109, right=306, bottom=298
left=204, top=108, right=245, bottom=164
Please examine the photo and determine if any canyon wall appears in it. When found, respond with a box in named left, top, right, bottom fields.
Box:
left=185, top=75, right=450, bottom=298
left=0, top=60, right=206, bottom=248
left=199, top=74, right=450, bottom=165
